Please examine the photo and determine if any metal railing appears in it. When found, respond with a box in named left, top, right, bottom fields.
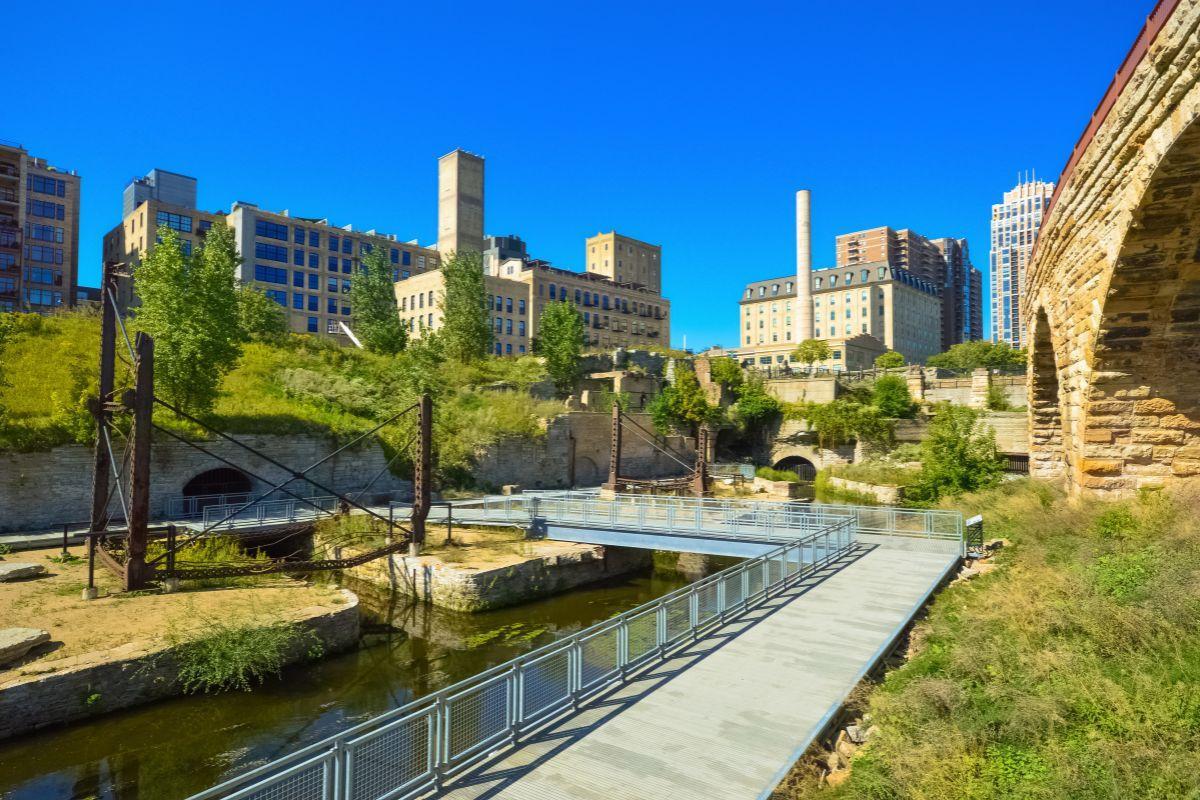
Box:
left=201, top=496, right=340, bottom=529
left=166, top=492, right=254, bottom=519
left=187, top=516, right=856, bottom=800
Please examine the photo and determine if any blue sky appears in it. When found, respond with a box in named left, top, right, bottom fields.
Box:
left=10, top=0, right=1154, bottom=349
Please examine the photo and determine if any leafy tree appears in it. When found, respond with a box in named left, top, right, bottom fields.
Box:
left=649, top=368, right=719, bottom=436
left=350, top=246, right=407, bottom=355
left=871, top=374, right=916, bottom=418
left=708, top=357, right=744, bottom=391
left=236, top=286, right=288, bottom=342
left=536, top=300, right=584, bottom=395
left=927, top=340, right=1027, bottom=372
left=786, top=399, right=893, bottom=451
left=907, top=404, right=1003, bottom=502
left=875, top=350, right=905, bottom=369
left=732, top=376, right=781, bottom=432
left=438, top=250, right=491, bottom=362
left=793, top=338, right=832, bottom=368
left=135, top=226, right=241, bottom=414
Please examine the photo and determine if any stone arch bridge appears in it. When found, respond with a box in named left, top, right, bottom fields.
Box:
left=1027, top=0, right=1200, bottom=496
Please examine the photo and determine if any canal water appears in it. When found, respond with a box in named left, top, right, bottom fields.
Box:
left=0, top=552, right=734, bottom=800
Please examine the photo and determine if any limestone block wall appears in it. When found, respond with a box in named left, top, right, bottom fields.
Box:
left=0, top=436, right=412, bottom=533
left=1025, top=2, right=1200, bottom=496
left=761, top=377, right=838, bottom=404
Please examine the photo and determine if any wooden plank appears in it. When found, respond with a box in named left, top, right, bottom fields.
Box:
left=436, top=546, right=956, bottom=800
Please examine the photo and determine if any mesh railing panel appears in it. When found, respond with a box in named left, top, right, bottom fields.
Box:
left=579, top=627, right=620, bottom=689
left=747, top=563, right=764, bottom=598
left=520, top=650, right=572, bottom=725
left=446, top=679, right=508, bottom=761
left=696, top=582, right=720, bottom=626
left=724, top=571, right=744, bottom=608
left=347, top=712, right=431, bottom=800
left=625, top=609, right=659, bottom=665
left=238, top=758, right=329, bottom=800
left=664, top=595, right=691, bottom=644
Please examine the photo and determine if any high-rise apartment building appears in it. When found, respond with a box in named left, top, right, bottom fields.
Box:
left=990, top=177, right=1054, bottom=347
left=836, top=225, right=981, bottom=351
left=0, top=141, right=81, bottom=313
left=585, top=232, right=662, bottom=293
left=104, top=169, right=440, bottom=338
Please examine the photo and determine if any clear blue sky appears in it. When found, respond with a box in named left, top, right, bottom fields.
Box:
left=9, top=0, right=1155, bottom=349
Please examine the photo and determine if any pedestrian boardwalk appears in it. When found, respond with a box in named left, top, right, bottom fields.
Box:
left=433, top=544, right=956, bottom=800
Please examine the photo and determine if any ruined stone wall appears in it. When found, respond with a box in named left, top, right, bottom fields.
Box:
left=1025, top=2, right=1200, bottom=496
left=0, top=436, right=411, bottom=533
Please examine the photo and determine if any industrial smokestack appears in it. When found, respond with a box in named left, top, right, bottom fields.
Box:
left=795, top=190, right=814, bottom=341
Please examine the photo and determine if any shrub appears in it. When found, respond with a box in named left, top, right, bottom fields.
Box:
left=874, top=350, right=905, bottom=369
left=172, top=617, right=320, bottom=693
left=907, top=404, right=1003, bottom=503
left=755, top=466, right=801, bottom=483
left=871, top=374, right=915, bottom=418
left=986, top=383, right=1012, bottom=411
left=709, top=357, right=744, bottom=390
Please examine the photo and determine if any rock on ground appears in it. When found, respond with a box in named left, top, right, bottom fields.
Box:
left=0, top=628, right=51, bottom=666
left=0, top=563, right=47, bottom=582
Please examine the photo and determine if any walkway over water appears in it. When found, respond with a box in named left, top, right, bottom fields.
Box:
left=189, top=495, right=962, bottom=800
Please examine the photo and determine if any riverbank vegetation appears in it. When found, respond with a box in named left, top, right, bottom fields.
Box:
left=777, top=478, right=1200, bottom=799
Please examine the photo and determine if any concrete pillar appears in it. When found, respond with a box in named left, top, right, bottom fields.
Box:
left=906, top=365, right=925, bottom=401
left=970, top=368, right=991, bottom=409
left=795, top=190, right=814, bottom=341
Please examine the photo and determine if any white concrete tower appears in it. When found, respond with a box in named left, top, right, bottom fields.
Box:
left=795, top=189, right=814, bottom=341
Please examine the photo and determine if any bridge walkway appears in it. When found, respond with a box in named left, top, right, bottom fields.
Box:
left=434, top=542, right=955, bottom=799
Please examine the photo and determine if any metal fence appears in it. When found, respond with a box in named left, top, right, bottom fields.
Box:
left=201, top=496, right=341, bottom=529
left=165, top=492, right=254, bottom=519
left=187, top=516, right=856, bottom=800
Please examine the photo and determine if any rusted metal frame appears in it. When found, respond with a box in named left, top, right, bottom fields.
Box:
left=151, top=397, right=417, bottom=549
left=89, top=262, right=118, bottom=533
left=162, top=539, right=413, bottom=580
left=619, top=416, right=694, bottom=472
left=620, top=413, right=695, bottom=469
left=603, top=403, right=622, bottom=491
left=125, top=333, right=154, bottom=591
left=410, top=394, right=432, bottom=551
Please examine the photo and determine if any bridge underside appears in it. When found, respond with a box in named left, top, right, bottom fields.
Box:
left=1026, top=3, right=1200, bottom=496
left=543, top=523, right=792, bottom=558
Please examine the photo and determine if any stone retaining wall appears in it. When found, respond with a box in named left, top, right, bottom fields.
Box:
left=0, top=589, right=360, bottom=741
left=827, top=476, right=905, bottom=505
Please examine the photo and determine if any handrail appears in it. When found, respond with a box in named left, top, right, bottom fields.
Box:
left=188, top=517, right=857, bottom=800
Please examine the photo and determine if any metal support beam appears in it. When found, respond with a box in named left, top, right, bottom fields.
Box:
left=410, top=393, right=432, bottom=556
left=125, top=332, right=154, bottom=591
left=89, top=261, right=118, bottom=533
left=693, top=425, right=710, bottom=497
left=603, top=403, right=622, bottom=492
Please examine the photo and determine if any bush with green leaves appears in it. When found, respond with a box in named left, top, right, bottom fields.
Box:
left=755, top=466, right=801, bottom=483
left=732, top=376, right=781, bottom=432
left=986, top=382, right=1012, bottom=411
left=648, top=368, right=719, bottom=436
left=171, top=617, right=321, bottom=694
left=926, top=339, right=1027, bottom=372
left=350, top=246, right=408, bottom=355
left=792, top=338, right=831, bottom=367
left=874, top=350, right=905, bottom=369
left=536, top=300, right=584, bottom=395
left=708, top=357, right=744, bottom=391
left=786, top=399, right=893, bottom=451
left=906, top=403, right=1003, bottom=503
left=135, top=226, right=242, bottom=414
left=871, top=374, right=916, bottom=418
left=236, top=286, right=288, bottom=342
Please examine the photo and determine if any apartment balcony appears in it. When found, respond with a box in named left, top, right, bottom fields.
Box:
left=0, top=188, right=16, bottom=204
left=0, top=164, right=18, bottom=180
left=0, top=236, right=18, bottom=251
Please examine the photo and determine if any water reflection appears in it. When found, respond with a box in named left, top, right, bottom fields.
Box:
left=0, top=553, right=735, bottom=800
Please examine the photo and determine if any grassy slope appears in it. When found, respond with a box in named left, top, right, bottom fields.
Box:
left=784, top=479, right=1200, bottom=800
left=0, top=312, right=561, bottom=484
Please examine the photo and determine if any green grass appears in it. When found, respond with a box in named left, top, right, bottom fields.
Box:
left=828, top=461, right=922, bottom=487
left=169, top=615, right=321, bottom=693
left=0, top=310, right=559, bottom=485
left=757, top=466, right=803, bottom=483
left=779, top=479, right=1200, bottom=799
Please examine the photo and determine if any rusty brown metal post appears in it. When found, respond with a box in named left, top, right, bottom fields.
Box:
left=693, top=425, right=710, bottom=497
left=89, top=262, right=118, bottom=533
left=603, top=403, right=622, bottom=492
left=410, top=393, right=432, bottom=556
left=125, top=332, right=154, bottom=591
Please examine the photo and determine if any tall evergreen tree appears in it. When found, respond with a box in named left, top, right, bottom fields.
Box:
left=536, top=300, right=584, bottom=395
left=438, top=250, right=491, bottom=362
left=350, top=246, right=407, bottom=354
left=135, top=225, right=242, bottom=414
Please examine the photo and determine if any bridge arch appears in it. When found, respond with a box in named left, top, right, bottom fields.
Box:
left=1025, top=2, right=1200, bottom=495
left=183, top=467, right=253, bottom=498
left=773, top=455, right=817, bottom=481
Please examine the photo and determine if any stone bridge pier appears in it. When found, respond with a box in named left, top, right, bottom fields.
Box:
left=1026, top=1, right=1200, bottom=497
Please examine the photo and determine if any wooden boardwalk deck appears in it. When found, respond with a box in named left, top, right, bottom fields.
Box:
left=434, top=543, right=958, bottom=800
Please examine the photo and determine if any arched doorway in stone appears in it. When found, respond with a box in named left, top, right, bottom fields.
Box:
left=773, top=455, right=817, bottom=481
left=183, top=467, right=253, bottom=500
left=1029, top=307, right=1066, bottom=481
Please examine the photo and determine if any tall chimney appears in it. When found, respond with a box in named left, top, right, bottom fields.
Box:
left=795, top=190, right=814, bottom=340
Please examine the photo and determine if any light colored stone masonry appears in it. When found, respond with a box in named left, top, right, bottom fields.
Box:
left=0, top=589, right=359, bottom=741
left=1026, top=1, right=1200, bottom=496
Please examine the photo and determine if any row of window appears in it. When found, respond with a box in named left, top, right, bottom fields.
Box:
left=26, top=223, right=63, bottom=243
left=401, top=291, right=436, bottom=312
left=27, top=199, right=64, bottom=220
left=24, top=245, right=63, bottom=265
left=541, top=283, right=663, bottom=317
left=270, top=291, right=352, bottom=317
left=488, top=295, right=525, bottom=314
left=493, top=343, right=526, bottom=355
left=255, top=242, right=289, bottom=263
left=24, top=288, right=63, bottom=306
left=157, top=211, right=193, bottom=233
left=23, top=266, right=62, bottom=285
left=27, top=175, right=66, bottom=197
left=492, top=318, right=526, bottom=336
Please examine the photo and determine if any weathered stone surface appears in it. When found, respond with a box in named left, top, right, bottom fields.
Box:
left=0, top=564, right=47, bottom=583
left=1025, top=3, right=1200, bottom=498
left=0, top=629, right=50, bottom=666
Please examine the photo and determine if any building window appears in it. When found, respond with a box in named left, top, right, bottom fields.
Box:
left=506, top=297, right=513, bottom=313
left=27, top=199, right=65, bottom=220
left=518, top=299, right=526, bottom=314
left=293, top=227, right=305, bottom=244
left=156, top=211, right=193, bottom=233
left=309, top=231, right=319, bottom=247
left=328, top=298, right=337, bottom=314
left=327, top=320, right=340, bottom=334
left=403, top=251, right=412, bottom=266
left=254, top=265, right=288, bottom=284
left=293, top=293, right=304, bottom=310
left=506, top=343, right=512, bottom=354
left=342, top=238, right=352, bottom=254
left=342, top=259, right=352, bottom=274
left=293, top=249, right=304, bottom=266
left=265, top=289, right=287, bottom=306
left=549, top=284, right=557, bottom=300
left=293, top=271, right=304, bottom=287
left=255, top=219, right=288, bottom=240
left=255, top=243, right=288, bottom=262
left=328, top=278, right=338, bottom=293
left=27, top=175, right=66, bottom=196
left=308, top=294, right=319, bottom=311
left=519, top=320, right=526, bottom=336
left=329, top=235, right=340, bottom=252
left=307, top=316, right=319, bottom=333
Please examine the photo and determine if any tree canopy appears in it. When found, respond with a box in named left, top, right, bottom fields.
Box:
left=438, top=251, right=492, bottom=362
left=350, top=246, right=408, bottom=355
left=649, top=368, right=719, bottom=436
left=907, top=404, right=1003, bottom=502
left=135, top=225, right=242, bottom=414
left=793, top=338, right=832, bottom=366
left=236, top=286, right=288, bottom=342
left=708, top=357, right=745, bottom=391
left=927, top=340, right=1026, bottom=372
left=874, top=350, right=905, bottom=369
left=536, top=300, right=584, bottom=395
left=871, top=374, right=916, bottom=418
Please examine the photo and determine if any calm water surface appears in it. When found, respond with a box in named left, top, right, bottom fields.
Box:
left=0, top=552, right=732, bottom=800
